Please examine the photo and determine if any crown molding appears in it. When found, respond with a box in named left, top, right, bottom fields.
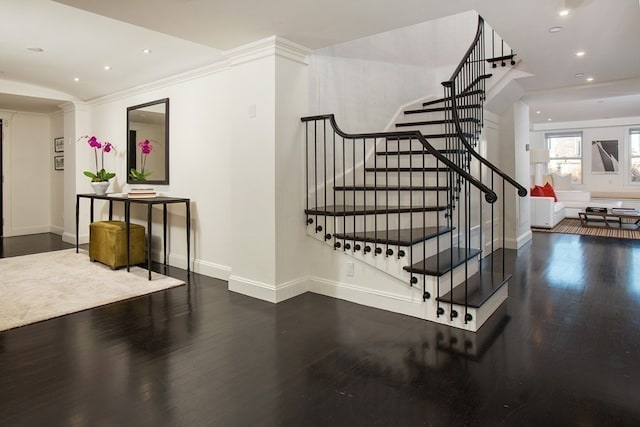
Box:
left=86, top=36, right=310, bottom=106
left=531, top=115, right=640, bottom=132
left=224, top=36, right=312, bottom=66
left=60, top=101, right=88, bottom=114
left=88, top=60, right=232, bottom=106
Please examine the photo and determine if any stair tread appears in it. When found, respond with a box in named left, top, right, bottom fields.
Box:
left=422, top=90, right=484, bottom=107
left=386, top=133, right=474, bottom=140
left=334, top=185, right=449, bottom=191
left=404, top=104, right=482, bottom=115
left=436, top=271, right=510, bottom=308
left=486, top=54, right=516, bottom=63
left=403, top=247, right=481, bottom=276
left=375, top=150, right=465, bottom=156
left=334, top=226, right=452, bottom=246
left=305, top=205, right=447, bottom=216
left=365, top=166, right=451, bottom=172
left=396, top=118, right=480, bottom=127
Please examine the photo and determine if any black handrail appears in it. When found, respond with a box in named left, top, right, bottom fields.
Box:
left=448, top=16, right=485, bottom=83
left=443, top=16, right=528, bottom=198
left=301, top=114, right=497, bottom=203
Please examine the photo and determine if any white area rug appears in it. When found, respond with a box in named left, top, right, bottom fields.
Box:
left=0, top=249, right=185, bottom=331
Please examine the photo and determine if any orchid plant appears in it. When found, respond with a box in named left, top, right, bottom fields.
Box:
left=79, top=135, right=116, bottom=182
left=129, top=139, right=153, bottom=181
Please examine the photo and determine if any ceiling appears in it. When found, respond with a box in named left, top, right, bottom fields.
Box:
left=0, top=0, right=638, bottom=125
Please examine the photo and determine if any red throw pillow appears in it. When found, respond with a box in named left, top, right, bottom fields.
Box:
left=542, top=183, right=558, bottom=202
left=530, top=186, right=545, bottom=197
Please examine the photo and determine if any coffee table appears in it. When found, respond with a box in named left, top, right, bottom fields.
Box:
left=578, top=209, right=640, bottom=228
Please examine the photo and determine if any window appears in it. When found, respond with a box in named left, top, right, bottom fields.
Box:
left=545, top=131, right=582, bottom=183
left=630, top=128, right=640, bottom=183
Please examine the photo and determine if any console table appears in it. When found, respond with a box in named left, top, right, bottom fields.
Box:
left=76, top=193, right=191, bottom=280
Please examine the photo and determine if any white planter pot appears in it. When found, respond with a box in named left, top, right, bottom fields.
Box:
left=90, top=181, right=110, bottom=195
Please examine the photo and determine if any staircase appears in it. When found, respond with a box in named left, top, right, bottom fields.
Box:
left=302, top=16, right=526, bottom=332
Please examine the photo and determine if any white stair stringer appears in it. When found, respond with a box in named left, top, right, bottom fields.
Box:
left=306, top=233, right=507, bottom=332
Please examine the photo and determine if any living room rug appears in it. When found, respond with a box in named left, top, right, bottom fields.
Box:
left=0, top=249, right=185, bottom=332
left=532, top=218, right=640, bottom=240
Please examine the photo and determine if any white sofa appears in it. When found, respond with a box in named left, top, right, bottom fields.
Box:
left=530, top=197, right=565, bottom=228
left=530, top=189, right=619, bottom=228
left=556, top=190, right=592, bottom=218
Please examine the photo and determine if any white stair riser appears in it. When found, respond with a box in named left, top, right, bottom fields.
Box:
left=307, top=211, right=449, bottom=233
left=338, top=191, right=450, bottom=206
left=307, top=224, right=479, bottom=265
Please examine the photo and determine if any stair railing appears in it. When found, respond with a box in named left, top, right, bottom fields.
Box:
left=302, top=114, right=497, bottom=310
left=441, top=15, right=527, bottom=323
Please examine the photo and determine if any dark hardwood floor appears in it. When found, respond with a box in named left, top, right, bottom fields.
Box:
left=2, top=232, right=640, bottom=426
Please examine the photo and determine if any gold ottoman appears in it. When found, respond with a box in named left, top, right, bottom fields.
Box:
left=89, top=221, right=146, bottom=269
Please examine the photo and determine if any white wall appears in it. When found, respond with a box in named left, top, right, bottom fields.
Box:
left=2, top=111, right=52, bottom=236
left=499, top=101, right=531, bottom=248
left=308, top=11, right=477, bottom=133
left=274, top=51, right=309, bottom=289
left=228, top=54, right=278, bottom=290
left=49, top=111, right=64, bottom=234
left=84, top=68, right=234, bottom=278
left=226, top=37, right=312, bottom=301
left=530, top=116, right=640, bottom=193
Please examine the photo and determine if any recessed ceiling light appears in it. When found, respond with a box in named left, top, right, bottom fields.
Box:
left=586, top=77, right=594, bottom=82
left=104, top=65, right=111, bottom=71
left=558, top=9, right=570, bottom=16
left=142, top=49, right=152, bottom=54
left=73, top=77, right=80, bottom=82
left=548, top=26, right=564, bottom=33
left=575, top=72, right=584, bottom=77
left=536, top=110, right=541, bottom=114
left=576, top=51, right=585, bottom=57
left=27, top=47, right=44, bottom=52
left=548, top=118, right=552, bottom=121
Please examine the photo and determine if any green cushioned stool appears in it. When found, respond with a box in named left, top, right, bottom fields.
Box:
left=89, top=221, right=146, bottom=269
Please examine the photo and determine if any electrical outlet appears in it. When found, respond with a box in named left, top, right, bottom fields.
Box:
left=346, top=262, right=354, bottom=277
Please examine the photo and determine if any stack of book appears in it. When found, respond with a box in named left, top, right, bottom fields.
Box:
left=585, top=206, right=607, bottom=213
left=611, top=207, right=638, bottom=215
left=127, top=188, right=157, bottom=198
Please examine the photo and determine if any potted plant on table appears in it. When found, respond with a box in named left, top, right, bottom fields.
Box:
left=79, top=135, right=116, bottom=195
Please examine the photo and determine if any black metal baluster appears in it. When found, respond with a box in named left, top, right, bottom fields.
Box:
left=305, top=122, right=309, bottom=227
left=314, top=121, right=318, bottom=232
left=323, top=119, right=327, bottom=242
left=362, top=137, right=366, bottom=252
left=332, top=130, right=336, bottom=243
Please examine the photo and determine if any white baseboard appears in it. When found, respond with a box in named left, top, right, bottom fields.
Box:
left=193, top=259, right=232, bottom=281
left=308, top=276, right=425, bottom=319
left=228, top=275, right=309, bottom=303
left=8, top=225, right=53, bottom=237
left=517, top=230, right=533, bottom=248
left=49, top=225, right=64, bottom=235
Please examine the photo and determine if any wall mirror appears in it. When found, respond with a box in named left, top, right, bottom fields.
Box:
left=127, top=98, right=169, bottom=185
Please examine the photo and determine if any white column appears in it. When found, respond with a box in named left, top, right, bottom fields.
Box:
left=61, top=102, right=90, bottom=244
left=226, top=37, right=311, bottom=302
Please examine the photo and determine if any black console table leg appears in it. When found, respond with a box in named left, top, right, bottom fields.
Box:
left=186, top=201, right=191, bottom=275
left=147, top=204, right=153, bottom=281
left=126, top=201, right=131, bottom=272
left=75, top=195, right=80, bottom=253
left=163, top=205, right=168, bottom=268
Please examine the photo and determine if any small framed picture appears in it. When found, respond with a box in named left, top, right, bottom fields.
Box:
left=54, top=156, right=64, bottom=171
left=54, top=137, right=64, bottom=153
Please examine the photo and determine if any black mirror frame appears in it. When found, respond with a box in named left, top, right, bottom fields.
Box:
left=126, top=98, right=170, bottom=185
